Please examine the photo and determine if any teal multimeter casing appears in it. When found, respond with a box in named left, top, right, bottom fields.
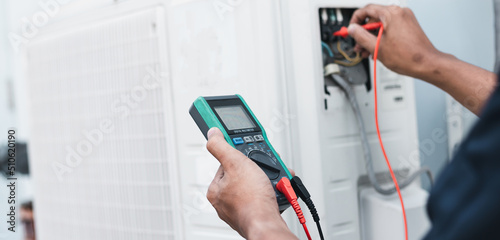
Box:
left=189, top=95, right=292, bottom=211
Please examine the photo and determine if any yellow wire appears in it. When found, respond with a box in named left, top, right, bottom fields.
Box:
left=334, top=59, right=362, bottom=67
left=334, top=41, right=363, bottom=67
left=337, top=41, right=360, bottom=62
left=334, top=54, right=363, bottom=67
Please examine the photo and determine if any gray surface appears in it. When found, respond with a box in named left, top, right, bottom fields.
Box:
left=495, top=0, right=500, bottom=72
left=408, top=0, right=495, bottom=190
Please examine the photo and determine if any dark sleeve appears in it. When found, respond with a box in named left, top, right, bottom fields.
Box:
left=424, top=83, right=500, bottom=240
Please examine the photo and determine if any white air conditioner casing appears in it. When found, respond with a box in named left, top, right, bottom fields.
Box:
left=26, top=0, right=429, bottom=239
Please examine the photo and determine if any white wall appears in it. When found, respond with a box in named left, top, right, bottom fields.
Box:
left=0, top=0, right=16, bottom=131
left=1, top=1, right=43, bottom=240
left=2, top=0, right=43, bottom=140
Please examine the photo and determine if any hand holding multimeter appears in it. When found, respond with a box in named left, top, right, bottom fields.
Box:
left=190, top=95, right=322, bottom=240
left=203, top=128, right=297, bottom=238
left=190, top=95, right=293, bottom=211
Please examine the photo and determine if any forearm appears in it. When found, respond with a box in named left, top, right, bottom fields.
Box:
left=417, top=52, right=497, bottom=115
left=244, top=215, right=298, bottom=240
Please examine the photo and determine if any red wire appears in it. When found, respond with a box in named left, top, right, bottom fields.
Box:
left=373, top=25, right=409, bottom=240
left=302, top=223, right=312, bottom=240
left=276, top=178, right=312, bottom=240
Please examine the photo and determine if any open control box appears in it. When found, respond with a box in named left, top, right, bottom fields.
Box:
left=319, top=8, right=372, bottom=110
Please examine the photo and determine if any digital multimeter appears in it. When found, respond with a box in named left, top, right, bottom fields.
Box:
left=189, top=95, right=292, bottom=211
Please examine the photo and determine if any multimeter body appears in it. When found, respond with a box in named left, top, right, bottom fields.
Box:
left=189, top=95, right=292, bottom=211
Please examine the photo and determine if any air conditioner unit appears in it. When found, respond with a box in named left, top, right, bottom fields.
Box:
left=26, top=0, right=429, bottom=239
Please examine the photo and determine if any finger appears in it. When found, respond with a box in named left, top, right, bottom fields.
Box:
left=207, top=166, right=224, bottom=204
left=353, top=45, right=371, bottom=58
left=353, top=44, right=363, bottom=52
left=361, top=51, right=371, bottom=58
left=206, top=127, right=246, bottom=169
left=277, top=153, right=294, bottom=177
left=211, top=165, right=225, bottom=185
left=366, top=18, right=380, bottom=24
left=348, top=24, right=377, bottom=53
left=350, top=4, right=388, bottom=25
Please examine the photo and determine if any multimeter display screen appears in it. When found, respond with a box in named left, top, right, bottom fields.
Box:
left=214, top=105, right=256, bottom=130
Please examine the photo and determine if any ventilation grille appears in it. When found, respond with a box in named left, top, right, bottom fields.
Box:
left=27, top=8, right=180, bottom=240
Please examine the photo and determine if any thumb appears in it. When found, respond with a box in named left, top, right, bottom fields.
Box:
left=348, top=23, right=377, bottom=54
left=206, top=127, right=244, bottom=169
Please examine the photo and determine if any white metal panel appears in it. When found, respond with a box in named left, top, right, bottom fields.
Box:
left=360, top=186, right=430, bottom=240
left=27, top=7, right=182, bottom=240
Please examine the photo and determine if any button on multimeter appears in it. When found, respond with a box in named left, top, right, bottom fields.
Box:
left=243, top=136, right=254, bottom=143
left=232, top=137, right=244, bottom=145
left=253, top=135, right=264, bottom=142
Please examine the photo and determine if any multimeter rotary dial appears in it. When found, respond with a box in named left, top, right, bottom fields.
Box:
left=247, top=150, right=281, bottom=180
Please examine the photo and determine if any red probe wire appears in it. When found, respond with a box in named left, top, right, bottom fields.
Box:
left=373, top=25, right=409, bottom=240
left=334, top=22, right=383, bottom=38
left=333, top=22, right=409, bottom=240
left=277, top=178, right=312, bottom=240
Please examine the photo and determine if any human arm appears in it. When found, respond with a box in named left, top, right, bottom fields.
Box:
left=347, top=4, right=497, bottom=115
left=205, top=128, right=298, bottom=240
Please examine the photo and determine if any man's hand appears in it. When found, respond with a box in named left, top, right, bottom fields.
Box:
left=347, top=4, right=497, bottom=115
left=348, top=4, right=439, bottom=79
left=206, top=128, right=298, bottom=240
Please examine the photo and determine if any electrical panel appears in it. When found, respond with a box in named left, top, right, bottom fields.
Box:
left=319, top=8, right=371, bottom=96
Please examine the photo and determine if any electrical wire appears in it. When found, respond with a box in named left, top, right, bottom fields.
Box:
left=276, top=178, right=312, bottom=240
left=373, top=24, right=408, bottom=240
left=302, top=223, right=312, bottom=240
left=333, top=41, right=363, bottom=67
left=315, top=221, right=324, bottom=240
left=329, top=73, right=433, bottom=193
left=322, top=41, right=334, bottom=58
left=328, top=23, right=435, bottom=240
left=327, top=22, right=436, bottom=240
left=334, top=58, right=363, bottom=67
left=337, top=41, right=359, bottom=62
left=291, top=176, right=324, bottom=240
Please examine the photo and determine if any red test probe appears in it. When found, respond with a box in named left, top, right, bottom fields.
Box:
left=334, top=22, right=410, bottom=240
left=333, top=22, right=383, bottom=38
left=277, top=177, right=312, bottom=240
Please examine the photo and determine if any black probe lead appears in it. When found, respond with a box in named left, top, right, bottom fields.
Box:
left=291, top=176, right=324, bottom=240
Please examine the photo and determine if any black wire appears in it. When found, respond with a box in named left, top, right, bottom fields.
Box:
left=291, top=177, right=325, bottom=240
left=303, top=197, right=324, bottom=240
left=316, top=221, right=325, bottom=240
